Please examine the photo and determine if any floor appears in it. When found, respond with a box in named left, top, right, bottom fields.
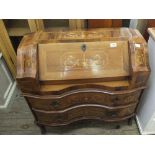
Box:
left=0, top=87, right=140, bottom=135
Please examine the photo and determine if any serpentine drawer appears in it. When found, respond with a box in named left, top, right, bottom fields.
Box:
left=34, top=104, right=136, bottom=126
left=26, top=90, right=141, bottom=111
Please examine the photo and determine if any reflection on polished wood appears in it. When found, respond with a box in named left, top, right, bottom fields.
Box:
left=39, top=41, right=129, bottom=82
left=17, top=28, right=150, bottom=134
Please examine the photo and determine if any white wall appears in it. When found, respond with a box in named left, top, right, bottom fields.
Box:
left=130, top=19, right=147, bottom=34
left=136, top=37, right=155, bottom=134
left=0, top=53, right=16, bottom=108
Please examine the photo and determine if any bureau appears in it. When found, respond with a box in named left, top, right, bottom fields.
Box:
left=16, top=28, right=150, bottom=134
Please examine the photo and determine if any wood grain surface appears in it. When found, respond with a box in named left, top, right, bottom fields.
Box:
left=39, top=41, right=129, bottom=82
left=16, top=28, right=150, bottom=133
left=0, top=88, right=139, bottom=135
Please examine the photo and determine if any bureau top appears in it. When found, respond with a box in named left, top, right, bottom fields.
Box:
left=16, top=28, right=150, bottom=93
left=18, top=28, right=145, bottom=47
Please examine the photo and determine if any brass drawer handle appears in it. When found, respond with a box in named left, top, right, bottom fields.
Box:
left=108, top=111, right=117, bottom=117
left=51, top=101, right=60, bottom=108
left=111, top=113, right=117, bottom=117
left=112, top=96, right=119, bottom=102
left=56, top=115, right=63, bottom=120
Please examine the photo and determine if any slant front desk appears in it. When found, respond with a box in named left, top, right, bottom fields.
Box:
left=16, top=28, right=150, bottom=134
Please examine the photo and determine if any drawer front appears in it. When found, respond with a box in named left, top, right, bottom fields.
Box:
left=27, top=90, right=141, bottom=111
left=34, top=104, right=136, bottom=125
left=111, top=91, right=141, bottom=105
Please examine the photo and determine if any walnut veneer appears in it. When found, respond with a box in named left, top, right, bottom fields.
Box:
left=16, top=28, right=150, bottom=134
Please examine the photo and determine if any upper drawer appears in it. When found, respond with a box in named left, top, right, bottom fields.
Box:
left=26, top=90, right=141, bottom=111
left=39, top=41, right=129, bottom=84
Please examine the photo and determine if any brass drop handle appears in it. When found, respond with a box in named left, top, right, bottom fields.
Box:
left=56, top=115, right=63, bottom=120
left=51, top=100, right=59, bottom=108
left=108, top=111, right=117, bottom=117
left=112, top=96, right=119, bottom=102
left=111, top=112, right=117, bottom=117
left=115, top=97, right=119, bottom=101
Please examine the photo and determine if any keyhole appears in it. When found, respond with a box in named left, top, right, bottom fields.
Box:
left=81, top=44, right=86, bottom=52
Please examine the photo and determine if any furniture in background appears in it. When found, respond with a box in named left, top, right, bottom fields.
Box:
left=0, top=19, right=85, bottom=79
left=136, top=28, right=155, bottom=134
left=0, top=53, right=16, bottom=108
left=16, top=28, right=150, bottom=134
left=88, top=19, right=131, bottom=28
left=129, top=19, right=148, bottom=36
left=87, top=19, right=122, bottom=28
left=143, top=20, right=155, bottom=41
left=0, top=19, right=131, bottom=80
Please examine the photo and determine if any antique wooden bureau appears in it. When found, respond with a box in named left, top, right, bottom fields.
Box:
left=16, top=28, right=150, bottom=134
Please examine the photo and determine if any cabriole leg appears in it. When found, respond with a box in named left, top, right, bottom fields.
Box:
left=128, top=118, right=133, bottom=126
left=39, top=125, right=46, bottom=135
left=115, top=124, right=121, bottom=129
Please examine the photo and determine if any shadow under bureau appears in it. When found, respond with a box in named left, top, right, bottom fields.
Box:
left=16, top=28, right=150, bottom=134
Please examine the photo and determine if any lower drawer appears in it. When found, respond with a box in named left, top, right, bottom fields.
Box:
left=34, top=104, right=136, bottom=126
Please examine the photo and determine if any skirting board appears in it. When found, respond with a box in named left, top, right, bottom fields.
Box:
left=136, top=115, right=155, bottom=135
left=0, top=81, right=16, bottom=109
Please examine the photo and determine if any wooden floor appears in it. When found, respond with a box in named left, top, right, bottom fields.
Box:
left=0, top=87, right=140, bottom=135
